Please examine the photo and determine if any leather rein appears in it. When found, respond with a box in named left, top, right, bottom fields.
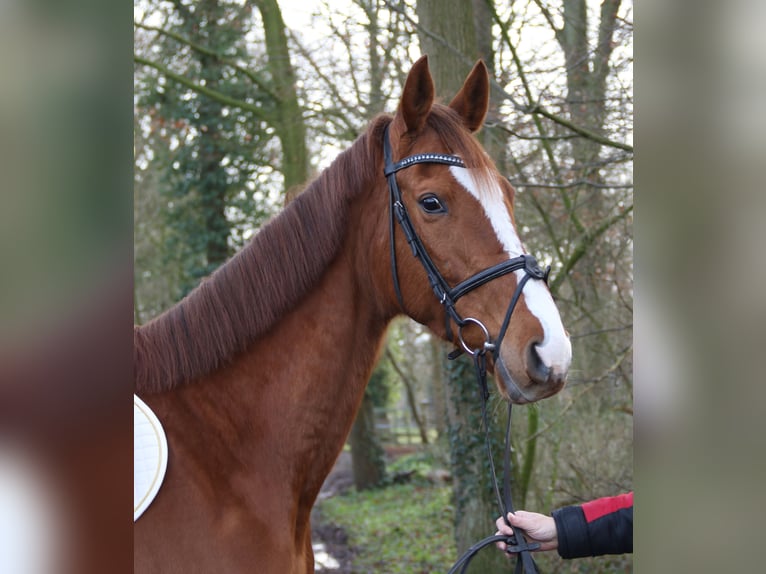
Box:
left=384, top=125, right=548, bottom=573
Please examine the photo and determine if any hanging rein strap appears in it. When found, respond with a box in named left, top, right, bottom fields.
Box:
left=445, top=353, right=540, bottom=574
left=445, top=284, right=543, bottom=574
left=383, top=124, right=550, bottom=573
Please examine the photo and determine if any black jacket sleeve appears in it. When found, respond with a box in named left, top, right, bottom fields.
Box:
left=551, top=492, right=633, bottom=559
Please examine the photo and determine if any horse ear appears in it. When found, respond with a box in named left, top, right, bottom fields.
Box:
left=449, top=60, right=490, bottom=133
left=395, top=55, right=435, bottom=135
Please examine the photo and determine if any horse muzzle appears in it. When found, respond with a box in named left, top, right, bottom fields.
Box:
left=494, top=342, right=570, bottom=405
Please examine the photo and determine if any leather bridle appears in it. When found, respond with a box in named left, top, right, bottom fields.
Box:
left=384, top=124, right=549, bottom=573
left=384, top=125, right=549, bottom=359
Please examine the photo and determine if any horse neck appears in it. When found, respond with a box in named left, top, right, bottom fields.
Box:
left=188, top=205, right=393, bottom=513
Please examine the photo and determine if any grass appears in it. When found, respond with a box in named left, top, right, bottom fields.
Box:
left=315, top=453, right=457, bottom=573
left=315, top=450, right=633, bottom=574
left=316, top=483, right=455, bottom=573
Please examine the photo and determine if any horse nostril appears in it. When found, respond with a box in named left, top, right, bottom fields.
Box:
left=526, top=343, right=551, bottom=384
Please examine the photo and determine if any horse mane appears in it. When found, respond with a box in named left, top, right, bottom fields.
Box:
left=135, top=106, right=493, bottom=393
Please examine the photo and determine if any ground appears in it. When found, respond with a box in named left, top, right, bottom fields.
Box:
left=310, top=447, right=424, bottom=572
left=311, top=451, right=355, bottom=572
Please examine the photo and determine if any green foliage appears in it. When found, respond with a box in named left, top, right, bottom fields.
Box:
left=348, top=359, right=397, bottom=491
left=372, top=450, right=447, bottom=489
left=316, top=482, right=456, bottom=573
left=349, top=393, right=387, bottom=491
left=135, top=0, right=277, bottom=305
left=446, top=355, right=507, bottom=521
left=366, top=357, right=395, bottom=408
left=444, top=354, right=518, bottom=572
left=387, top=450, right=440, bottom=477
left=318, top=451, right=631, bottom=574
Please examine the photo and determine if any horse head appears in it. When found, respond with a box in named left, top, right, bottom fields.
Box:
left=377, top=56, right=571, bottom=404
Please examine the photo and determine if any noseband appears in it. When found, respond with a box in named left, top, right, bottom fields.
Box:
left=383, top=124, right=549, bottom=574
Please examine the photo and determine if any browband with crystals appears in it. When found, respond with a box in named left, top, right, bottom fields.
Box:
left=384, top=152, right=465, bottom=176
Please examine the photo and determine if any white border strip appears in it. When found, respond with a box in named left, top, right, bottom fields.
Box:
left=134, top=394, right=168, bottom=521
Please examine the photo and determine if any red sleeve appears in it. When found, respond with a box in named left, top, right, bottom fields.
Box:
left=552, top=492, right=633, bottom=559
left=581, top=492, right=633, bottom=523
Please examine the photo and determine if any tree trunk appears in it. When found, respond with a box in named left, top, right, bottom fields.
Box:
left=471, top=0, right=512, bottom=173
left=251, top=0, right=309, bottom=202
left=444, top=354, right=508, bottom=572
left=559, top=0, right=621, bottom=171
left=429, top=336, right=448, bottom=439
left=415, top=0, right=478, bottom=96
left=415, top=2, right=507, bottom=569
left=385, top=348, right=429, bottom=445
left=557, top=0, right=628, bottom=394
left=196, top=50, right=231, bottom=268
left=178, top=0, right=233, bottom=288
left=349, top=390, right=386, bottom=490
left=345, top=16, right=393, bottom=488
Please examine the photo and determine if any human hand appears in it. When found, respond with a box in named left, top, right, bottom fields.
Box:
left=495, top=511, right=558, bottom=554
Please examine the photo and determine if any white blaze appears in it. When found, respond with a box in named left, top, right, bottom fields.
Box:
left=449, top=166, right=572, bottom=374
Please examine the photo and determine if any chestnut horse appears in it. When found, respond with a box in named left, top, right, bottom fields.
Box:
left=134, top=56, right=571, bottom=573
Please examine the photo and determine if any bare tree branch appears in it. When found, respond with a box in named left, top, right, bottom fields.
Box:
left=510, top=179, right=633, bottom=190
left=386, top=0, right=634, bottom=152
left=134, top=22, right=278, bottom=100
left=384, top=346, right=429, bottom=445
left=549, top=203, right=634, bottom=296
left=528, top=103, right=633, bottom=152
left=286, top=29, right=361, bottom=139
left=134, top=55, right=272, bottom=122
left=594, top=0, right=623, bottom=92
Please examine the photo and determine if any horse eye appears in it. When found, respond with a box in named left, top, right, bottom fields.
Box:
left=418, top=194, right=447, bottom=214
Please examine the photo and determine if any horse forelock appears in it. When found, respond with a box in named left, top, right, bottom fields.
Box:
left=425, top=105, right=495, bottom=170
left=397, top=105, right=508, bottom=212
left=135, top=120, right=387, bottom=394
